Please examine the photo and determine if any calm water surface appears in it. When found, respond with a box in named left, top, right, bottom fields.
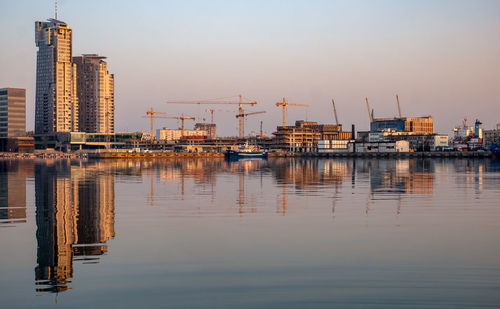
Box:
left=1, top=158, right=500, bottom=308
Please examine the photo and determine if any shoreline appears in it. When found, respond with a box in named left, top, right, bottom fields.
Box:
left=0, top=150, right=493, bottom=160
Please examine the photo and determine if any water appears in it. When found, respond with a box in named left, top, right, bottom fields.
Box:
left=1, top=158, right=500, bottom=308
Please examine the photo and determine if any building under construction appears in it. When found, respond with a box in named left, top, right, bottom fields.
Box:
left=273, top=121, right=353, bottom=152
left=370, top=116, right=433, bottom=134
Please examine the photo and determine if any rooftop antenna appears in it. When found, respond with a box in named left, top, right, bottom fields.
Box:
left=55, top=0, right=58, bottom=19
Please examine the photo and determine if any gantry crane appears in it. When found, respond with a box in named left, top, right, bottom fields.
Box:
left=331, top=98, right=339, bottom=126
left=235, top=111, right=266, bottom=137
left=205, top=109, right=232, bottom=124
left=275, top=97, right=309, bottom=128
left=166, top=94, right=258, bottom=138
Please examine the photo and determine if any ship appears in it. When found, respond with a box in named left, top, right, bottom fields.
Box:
left=225, top=143, right=268, bottom=160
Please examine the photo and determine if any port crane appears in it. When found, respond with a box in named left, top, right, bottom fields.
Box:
left=167, top=94, right=258, bottom=138
left=331, top=98, right=339, bottom=126
left=396, top=94, right=402, bottom=118
left=275, top=97, right=309, bottom=128
left=365, top=97, right=374, bottom=122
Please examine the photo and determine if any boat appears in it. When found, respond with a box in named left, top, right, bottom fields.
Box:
left=490, top=144, right=500, bottom=158
left=225, top=143, right=268, bottom=160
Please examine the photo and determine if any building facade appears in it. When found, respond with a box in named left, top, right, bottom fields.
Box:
left=157, top=128, right=208, bottom=141
left=370, top=116, right=433, bottom=134
left=35, top=19, right=78, bottom=134
left=194, top=123, right=216, bottom=139
left=73, top=55, right=115, bottom=133
left=0, top=88, right=25, bottom=138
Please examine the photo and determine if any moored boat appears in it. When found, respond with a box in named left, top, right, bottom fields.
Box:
left=225, top=143, right=268, bottom=160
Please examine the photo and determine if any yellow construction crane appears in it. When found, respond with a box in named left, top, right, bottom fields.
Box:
left=143, top=109, right=195, bottom=140
left=235, top=111, right=266, bottom=137
left=167, top=94, right=258, bottom=138
left=145, top=108, right=166, bottom=141
left=275, top=97, right=309, bottom=127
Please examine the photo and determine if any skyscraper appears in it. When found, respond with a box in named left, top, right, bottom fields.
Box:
left=73, top=54, right=115, bottom=133
left=0, top=88, right=26, bottom=138
left=35, top=19, right=78, bottom=134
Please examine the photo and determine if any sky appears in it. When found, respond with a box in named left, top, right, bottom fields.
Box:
left=0, top=0, right=499, bottom=136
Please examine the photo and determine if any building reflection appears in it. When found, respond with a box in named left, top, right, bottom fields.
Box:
left=0, top=161, right=32, bottom=224
left=366, top=159, right=435, bottom=197
left=34, top=161, right=115, bottom=293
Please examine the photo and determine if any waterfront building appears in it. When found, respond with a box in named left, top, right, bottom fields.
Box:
left=370, top=116, right=433, bottom=134
left=35, top=19, right=78, bottom=134
left=483, top=124, right=500, bottom=147
left=0, top=88, right=26, bottom=138
left=73, top=54, right=115, bottom=133
left=157, top=127, right=208, bottom=141
left=273, top=121, right=352, bottom=152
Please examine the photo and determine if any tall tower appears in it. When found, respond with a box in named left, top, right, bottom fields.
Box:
left=73, top=55, right=115, bottom=133
left=35, top=19, right=78, bottom=134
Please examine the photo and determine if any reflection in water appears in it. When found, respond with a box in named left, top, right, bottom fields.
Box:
left=34, top=161, right=115, bottom=293
left=0, top=161, right=31, bottom=225
left=0, top=157, right=495, bottom=294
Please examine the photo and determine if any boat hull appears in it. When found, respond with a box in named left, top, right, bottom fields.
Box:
left=491, top=144, right=500, bottom=158
left=225, top=150, right=268, bottom=160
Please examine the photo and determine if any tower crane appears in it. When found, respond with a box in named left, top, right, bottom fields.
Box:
left=166, top=94, right=258, bottom=138
left=145, top=108, right=166, bottom=141
left=235, top=111, right=266, bottom=137
left=164, top=115, right=196, bottom=138
left=331, top=98, right=339, bottom=126
left=143, top=109, right=195, bottom=140
left=205, top=109, right=232, bottom=124
left=275, top=97, right=309, bottom=128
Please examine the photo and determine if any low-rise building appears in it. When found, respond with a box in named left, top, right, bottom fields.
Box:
left=156, top=127, right=207, bottom=141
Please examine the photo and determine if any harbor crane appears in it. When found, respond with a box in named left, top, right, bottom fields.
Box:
left=275, top=97, right=309, bottom=128
left=365, top=97, right=374, bottom=122
left=396, top=94, right=402, bottom=118
left=331, top=98, right=339, bottom=126
left=235, top=111, right=266, bottom=137
left=167, top=94, right=258, bottom=138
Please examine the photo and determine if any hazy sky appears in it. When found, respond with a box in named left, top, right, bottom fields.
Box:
left=1, top=0, right=499, bottom=135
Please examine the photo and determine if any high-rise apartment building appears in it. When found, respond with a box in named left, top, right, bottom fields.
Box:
left=0, top=88, right=26, bottom=138
left=73, top=54, right=115, bottom=133
left=35, top=19, right=78, bottom=134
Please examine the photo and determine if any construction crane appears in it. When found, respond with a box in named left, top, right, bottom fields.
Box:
left=235, top=111, right=266, bottom=137
left=396, top=94, right=402, bottom=118
left=145, top=108, right=166, bottom=141
left=164, top=115, right=196, bottom=138
left=167, top=94, right=258, bottom=138
left=205, top=109, right=232, bottom=124
left=365, top=97, right=374, bottom=122
left=275, top=97, right=309, bottom=128
left=331, top=98, right=339, bottom=126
